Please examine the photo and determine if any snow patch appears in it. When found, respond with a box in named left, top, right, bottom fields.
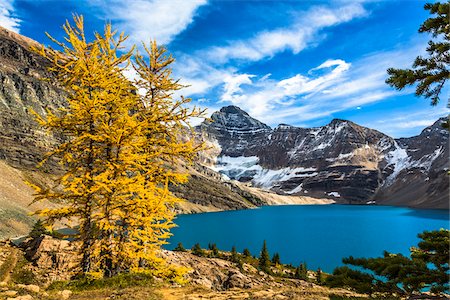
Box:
left=286, top=183, right=303, bottom=194
left=327, top=192, right=341, bottom=198
left=384, top=141, right=409, bottom=185
left=326, top=152, right=353, bottom=162
left=253, top=167, right=317, bottom=188
left=213, top=155, right=317, bottom=189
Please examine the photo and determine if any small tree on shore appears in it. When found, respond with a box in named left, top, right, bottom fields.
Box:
left=295, top=262, right=308, bottom=280
left=191, top=243, right=204, bottom=257
left=271, top=252, right=280, bottom=265
left=174, top=243, right=186, bottom=252
left=208, top=243, right=219, bottom=257
left=230, top=245, right=239, bottom=263
left=258, top=240, right=270, bottom=273
left=325, top=229, right=450, bottom=298
left=316, top=268, right=324, bottom=285
left=29, top=220, right=48, bottom=239
left=243, top=248, right=251, bottom=258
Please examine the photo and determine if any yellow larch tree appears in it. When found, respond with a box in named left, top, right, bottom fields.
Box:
left=30, top=16, right=203, bottom=278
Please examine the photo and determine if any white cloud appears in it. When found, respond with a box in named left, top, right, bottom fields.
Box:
left=216, top=58, right=352, bottom=121
left=212, top=41, right=430, bottom=127
left=204, top=4, right=366, bottom=63
left=0, top=0, right=20, bottom=32
left=278, top=59, right=350, bottom=96
left=222, top=74, right=255, bottom=102
left=92, top=0, right=207, bottom=45
left=372, top=109, right=449, bottom=134
left=172, top=54, right=235, bottom=98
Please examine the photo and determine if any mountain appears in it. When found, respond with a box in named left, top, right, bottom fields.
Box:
left=198, top=106, right=449, bottom=208
left=0, top=27, right=330, bottom=238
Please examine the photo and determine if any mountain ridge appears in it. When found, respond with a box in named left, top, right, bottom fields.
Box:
left=197, top=105, right=449, bottom=208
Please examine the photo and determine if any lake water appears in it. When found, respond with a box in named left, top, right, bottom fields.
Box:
left=166, top=205, right=449, bottom=273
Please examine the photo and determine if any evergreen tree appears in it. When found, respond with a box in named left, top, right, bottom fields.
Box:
left=258, top=240, right=270, bottom=273
left=209, top=243, right=219, bottom=257
left=316, top=268, right=324, bottom=285
left=326, top=229, right=450, bottom=297
left=271, top=252, right=280, bottom=265
left=325, top=266, right=375, bottom=295
left=231, top=245, right=239, bottom=263
left=386, top=2, right=450, bottom=121
left=191, top=243, right=204, bottom=257
left=174, top=242, right=186, bottom=252
left=243, top=248, right=251, bottom=258
left=29, top=16, right=203, bottom=278
left=294, top=262, right=308, bottom=280
left=410, top=229, right=450, bottom=294
left=28, top=220, right=48, bottom=239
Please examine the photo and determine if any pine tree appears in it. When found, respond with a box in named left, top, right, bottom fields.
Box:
left=386, top=2, right=449, bottom=116
left=271, top=252, right=280, bottom=265
left=258, top=240, right=270, bottom=273
left=174, top=242, right=186, bottom=252
left=29, top=220, right=48, bottom=239
left=29, top=16, right=203, bottom=278
left=231, top=245, right=239, bottom=263
left=243, top=248, right=251, bottom=258
left=410, top=229, right=449, bottom=294
left=295, top=262, right=308, bottom=280
left=209, top=243, right=219, bottom=257
left=191, top=243, right=204, bottom=257
left=316, top=268, right=324, bottom=285
left=329, top=229, right=450, bottom=297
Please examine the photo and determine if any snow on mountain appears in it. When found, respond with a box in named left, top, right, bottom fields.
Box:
left=197, top=107, right=449, bottom=208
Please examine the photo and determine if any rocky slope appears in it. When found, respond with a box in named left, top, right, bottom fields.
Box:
left=0, top=26, right=65, bottom=170
left=0, top=235, right=363, bottom=300
left=198, top=106, right=449, bottom=208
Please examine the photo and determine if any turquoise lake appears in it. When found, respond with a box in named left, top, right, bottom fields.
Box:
left=166, top=205, right=449, bottom=273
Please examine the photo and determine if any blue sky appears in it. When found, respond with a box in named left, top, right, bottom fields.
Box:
left=1, top=0, right=448, bottom=137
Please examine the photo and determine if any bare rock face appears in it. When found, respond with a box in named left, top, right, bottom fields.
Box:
left=160, top=250, right=292, bottom=291
left=375, top=118, right=449, bottom=209
left=0, top=27, right=66, bottom=170
left=21, top=235, right=80, bottom=281
left=198, top=106, right=271, bottom=157
left=198, top=106, right=449, bottom=208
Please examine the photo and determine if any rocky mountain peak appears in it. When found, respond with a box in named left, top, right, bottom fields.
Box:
left=219, top=105, right=249, bottom=115
left=419, top=117, right=448, bottom=137
left=206, top=105, right=271, bottom=133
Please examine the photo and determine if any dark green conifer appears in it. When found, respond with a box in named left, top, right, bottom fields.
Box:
left=174, top=242, right=186, bottom=252
left=231, top=245, right=239, bottom=263
left=258, top=240, right=270, bottom=273
left=191, top=243, right=204, bottom=256
left=29, top=220, right=48, bottom=239
left=294, top=262, right=308, bottom=280
left=271, top=252, right=280, bottom=265
left=316, top=268, right=324, bottom=285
